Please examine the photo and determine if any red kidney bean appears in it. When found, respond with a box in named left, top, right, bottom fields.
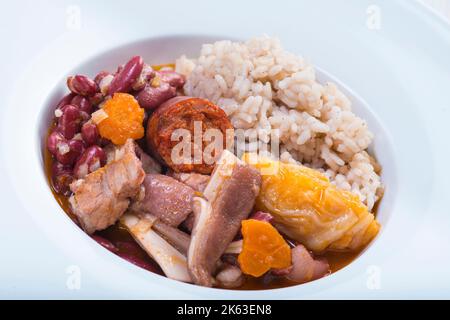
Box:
left=51, top=161, right=74, bottom=196
left=94, top=71, right=111, bottom=85
left=56, top=93, right=76, bottom=109
left=70, top=95, right=92, bottom=114
left=89, top=92, right=104, bottom=106
left=115, top=64, right=124, bottom=75
left=67, top=75, right=98, bottom=97
left=56, top=105, right=82, bottom=139
left=73, top=145, right=106, bottom=178
left=47, top=130, right=65, bottom=156
left=56, top=139, right=84, bottom=166
left=132, top=64, right=155, bottom=91
left=91, top=235, right=119, bottom=253
left=81, top=122, right=99, bottom=146
left=157, top=70, right=185, bottom=88
left=108, top=56, right=144, bottom=95
left=116, top=251, right=160, bottom=273
left=98, top=137, right=111, bottom=147
left=135, top=82, right=176, bottom=109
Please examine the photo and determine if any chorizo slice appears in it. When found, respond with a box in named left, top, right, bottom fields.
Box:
left=146, top=96, right=233, bottom=174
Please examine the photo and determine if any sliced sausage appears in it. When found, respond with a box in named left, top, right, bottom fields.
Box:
left=146, top=96, right=233, bottom=174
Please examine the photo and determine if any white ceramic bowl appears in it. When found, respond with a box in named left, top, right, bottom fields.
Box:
left=1, top=0, right=450, bottom=299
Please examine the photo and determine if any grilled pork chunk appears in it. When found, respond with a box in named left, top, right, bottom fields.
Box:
left=131, top=174, right=195, bottom=227
left=69, top=139, right=145, bottom=234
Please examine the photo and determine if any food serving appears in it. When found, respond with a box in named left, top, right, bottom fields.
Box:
left=45, top=36, right=383, bottom=289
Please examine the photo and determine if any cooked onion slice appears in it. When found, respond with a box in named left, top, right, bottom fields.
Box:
left=203, top=150, right=243, bottom=202
left=224, top=240, right=243, bottom=254
left=121, top=212, right=192, bottom=283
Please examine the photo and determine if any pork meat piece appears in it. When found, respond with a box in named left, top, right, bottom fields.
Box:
left=188, top=164, right=262, bottom=287
left=168, top=171, right=210, bottom=193
left=134, top=144, right=161, bottom=174
left=131, top=174, right=195, bottom=226
left=69, top=139, right=145, bottom=234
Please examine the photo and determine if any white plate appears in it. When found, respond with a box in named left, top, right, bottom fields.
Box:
left=1, top=0, right=450, bottom=299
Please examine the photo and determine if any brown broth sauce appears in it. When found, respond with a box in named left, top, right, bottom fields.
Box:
left=45, top=147, right=365, bottom=290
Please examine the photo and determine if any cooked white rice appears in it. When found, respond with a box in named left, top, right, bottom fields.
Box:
left=176, top=36, right=383, bottom=210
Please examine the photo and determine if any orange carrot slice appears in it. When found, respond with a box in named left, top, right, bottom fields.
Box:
left=238, top=219, right=291, bottom=277
left=96, top=93, right=145, bottom=145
